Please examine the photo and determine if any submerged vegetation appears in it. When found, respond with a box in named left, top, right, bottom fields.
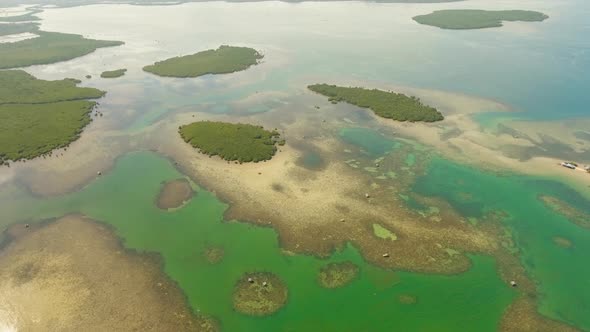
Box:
left=233, top=272, right=288, bottom=316
left=100, top=68, right=127, bottom=78
left=308, top=84, right=443, bottom=122
left=0, top=31, right=123, bottom=69
left=318, top=261, right=360, bottom=288
left=538, top=195, right=590, bottom=229
left=143, top=45, right=263, bottom=77
left=413, top=10, right=549, bottom=30
left=0, top=70, right=105, bottom=165
left=179, top=121, right=282, bottom=163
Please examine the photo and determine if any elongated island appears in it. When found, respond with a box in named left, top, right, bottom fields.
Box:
left=101, top=69, right=127, bottom=78
left=143, top=45, right=263, bottom=78
left=413, top=10, right=549, bottom=30
left=308, top=84, right=443, bottom=122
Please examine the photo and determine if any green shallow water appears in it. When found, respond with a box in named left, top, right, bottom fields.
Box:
left=413, top=158, right=590, bottom=330
left=0, top=151, right=515, bottom=331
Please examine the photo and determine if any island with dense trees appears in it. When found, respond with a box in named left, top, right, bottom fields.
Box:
left=0, top=70, right=105, bottom=166
left=413, top=10, right=549, bottom=30
left=0, top=31, right=123, bottom=69
left=101, top=69, right=127, bottom=78
left=143, top=45, right=263, bottom=78
left=308, top=84, right=443, bottom=122
left=179, top=121, right=283, bottom=163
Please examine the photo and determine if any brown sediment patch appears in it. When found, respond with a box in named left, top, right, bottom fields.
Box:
left=398, top=294, right=418, bottom=305
left=538, top=195, right=590, bottom=229
left=317, top=261, right=359, bottom=288
left=552, top=236, right=572, bottom=249
left=232, top=272, right=288, bottom=316
left=0, top=215, right=216, bottom=331
left=157, top=178, right=193, bottom=209
left=203, top=246, right=224, bottom=264
left=500, top=298, right=578, bottom=332
left=154, top=111, right=497, bottom=275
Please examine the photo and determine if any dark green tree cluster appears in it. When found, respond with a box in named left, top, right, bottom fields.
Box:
left=0, top=31, right=123, bottom=69
left=0, top=71, right=105, bottom=165
left=179, top=121, right=282, bottom=163
left=100, top=69, right=127, bottom=78
left=413, top=10, right=549, bottom=30
left=143, top=45, right=263, bottom=78
left=308, top=84, right=443, bottom=122
left=0, top=70, right=105, bottom=104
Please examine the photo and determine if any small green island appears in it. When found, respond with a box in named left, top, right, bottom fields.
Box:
left=143, top=45, right=263, bottom=78
left=0, top=70, right=105, bottom=165
left=308, top=84, right=443, bottom=122
left=232, top=272, right=288, bottom=316
left=100, top=69, right=127, bottom=78
left=0, top=31, right=123, bottom=69
left=179, top=121, right=283, bottom=163
left=413, top=10, right=549, bottom=30
left=318, top=261, right=360, bottom=288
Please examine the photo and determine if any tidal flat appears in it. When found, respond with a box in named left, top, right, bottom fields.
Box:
left=1, top=1, right=589, bottom=331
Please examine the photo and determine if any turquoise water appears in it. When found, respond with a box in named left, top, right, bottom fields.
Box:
left=0, top=152, right=516, bottom=331
left=6, top=1, right=589, bottom=329
left=413, top=158, right=590, bottom=329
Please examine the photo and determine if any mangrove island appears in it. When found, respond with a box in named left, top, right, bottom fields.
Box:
left=413, top=10, right=549, bottom=30
left=143, top=45, right=263, bottom=78
left=0, top=70, right=105, bottom=165
left=0, top=31, right=123, bottom=69
left=179, top=121, right=283, bottom=163
left=308, top=84, right=443, bottom=122
left=100, top=68, right=127, bottom=78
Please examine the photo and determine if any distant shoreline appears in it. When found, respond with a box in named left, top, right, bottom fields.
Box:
left=1, top=0, right=463, bottom=10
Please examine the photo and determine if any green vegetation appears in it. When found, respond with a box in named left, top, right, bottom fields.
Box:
left=0, top=22, right=39, bottom=36
left=100, top=68, right=127, bottom=78
left=318, top=261, right=360, bottom=288
left=413, top=10, right=549, bottom=30
left=372, top=224, right=398, bottom=241
left=179, top=121, right=282, bottom=163
left=0, top=70, right=104, bottom=104
left=143, top=45, right=263, bottom=78
left=0, top=70, right=105, bottom=165
left=0, top=10, right=42, bottom=22
left=0, top=31, right=123, bottom=69
left=0, top=101, right=96, bottom=164
left=233, top=272, right=288, bottom=316
left=308, top=84, right=443, bottom=122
